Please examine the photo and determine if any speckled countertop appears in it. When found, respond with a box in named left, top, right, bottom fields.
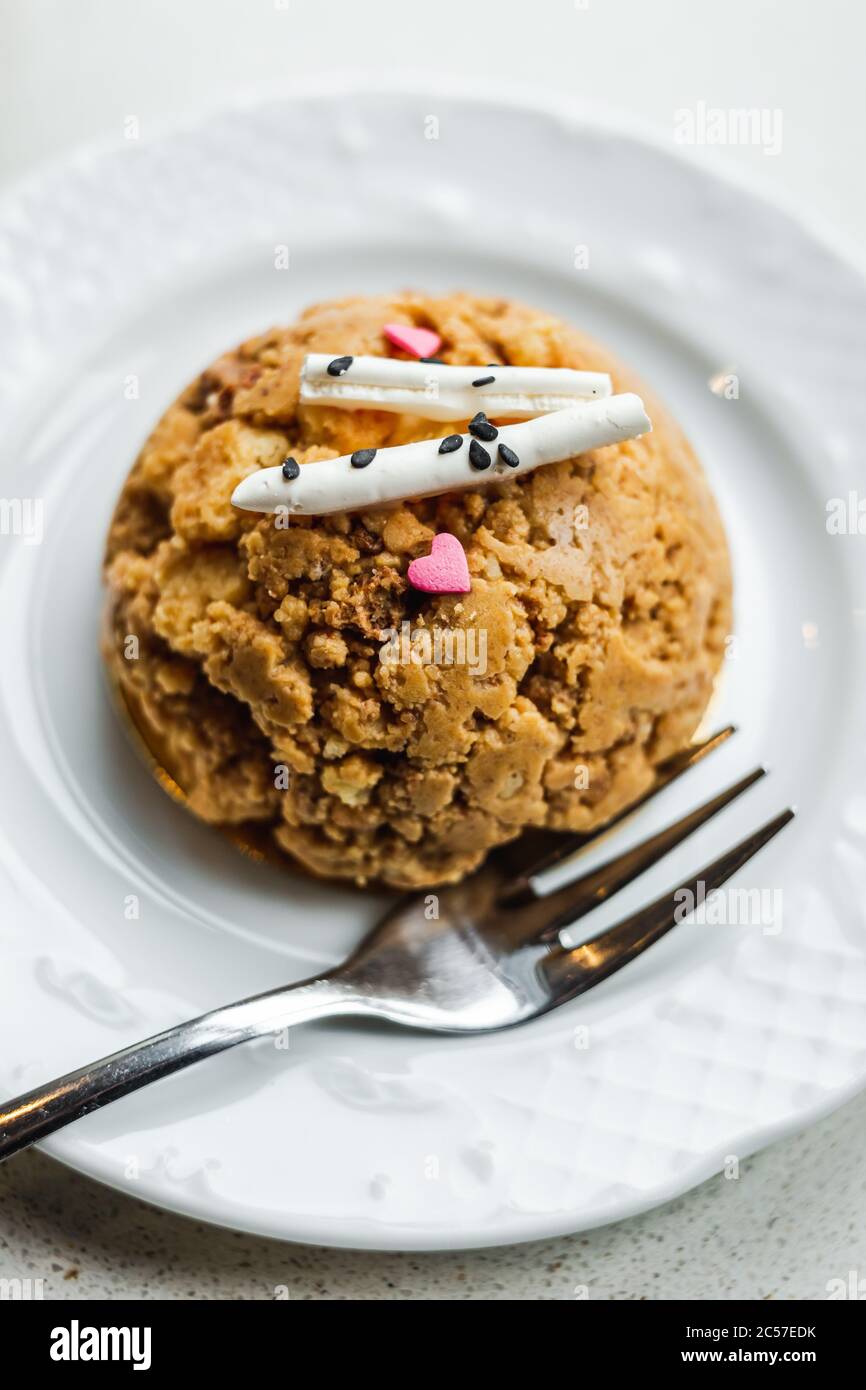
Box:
left=2, top=1090, right=864, bottom=1300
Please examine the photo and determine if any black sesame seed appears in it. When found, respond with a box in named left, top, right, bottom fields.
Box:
left=350, top=448, right=377, bottom=469
left=468, top=412, right=498, bottom=442
left=498, top=443, right=520, bottom=468
left=281, top=456, right=300, bottom=480
left=438, top=434, right=464, bottom=454
left=472, top=374, right=496, bottom=387
left=420, top=356, right=444, bottom=364
left=469, top=439, right=492, bottom=470
left=326, top=355, right=353, bottom=377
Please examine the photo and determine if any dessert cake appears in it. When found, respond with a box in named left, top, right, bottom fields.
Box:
left=104, top=292, right=731, bottom=888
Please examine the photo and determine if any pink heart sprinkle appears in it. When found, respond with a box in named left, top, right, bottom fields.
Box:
left=407, top=533, right=471, bottom=595
left=383, top=323, right=443, bottom=359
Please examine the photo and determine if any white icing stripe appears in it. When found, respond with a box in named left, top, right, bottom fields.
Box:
left=231, top=394, right=651, bottom=517
left=299, top=353, right=612, bottom=421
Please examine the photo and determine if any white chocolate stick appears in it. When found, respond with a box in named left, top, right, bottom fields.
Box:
left=232, top=394, right=651, bottom=517
left=299, top=353, right=612, bottom=422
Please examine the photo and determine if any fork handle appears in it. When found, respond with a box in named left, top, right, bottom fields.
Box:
left=0, top=975, right=354, bottom=1162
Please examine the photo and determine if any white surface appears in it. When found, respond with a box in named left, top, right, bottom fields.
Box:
left=3, top=1094, right=866, bottom=1298
left=1, top=0, right=865, bottom=269
left=1, top=87, right=866, bottom=1254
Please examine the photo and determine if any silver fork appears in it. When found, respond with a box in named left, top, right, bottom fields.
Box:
left=0, top=727, right=792, bottom=1162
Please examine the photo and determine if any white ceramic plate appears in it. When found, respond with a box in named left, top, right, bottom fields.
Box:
left=2, top=83, right=866, bottom=1251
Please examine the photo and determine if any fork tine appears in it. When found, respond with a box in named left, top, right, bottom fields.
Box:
left=537, top=808, right=794, bottom=1009
left=497, top=724, right=737, bottom=897
left=513, top=766, right=767, bottom=936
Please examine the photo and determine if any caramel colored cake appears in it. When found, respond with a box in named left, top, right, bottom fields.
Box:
left=103, top=293, right=731, bottom=888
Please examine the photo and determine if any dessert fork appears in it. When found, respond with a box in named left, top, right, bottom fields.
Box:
left=0, top=727, right=792, bottom=1162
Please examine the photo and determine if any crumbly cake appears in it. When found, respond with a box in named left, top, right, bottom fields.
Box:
left=103, top=292, right=731, bottom=888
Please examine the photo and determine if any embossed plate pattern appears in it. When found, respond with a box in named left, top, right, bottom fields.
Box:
left=1, top=83, right=865, bottom=1249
